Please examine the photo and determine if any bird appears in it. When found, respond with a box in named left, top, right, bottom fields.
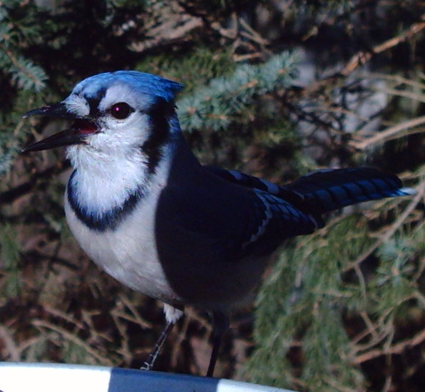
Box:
left=22, top=70, right=415, bottom=377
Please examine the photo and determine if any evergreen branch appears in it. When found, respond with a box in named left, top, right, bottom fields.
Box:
left=113, top=293, right=152, bottom=329
left=43, top=306, right=87, bottom=331
left=0, top=115, right=28, bottom=176
left=0, top=324, right=20, bottom=361
left=300, top=14, right=425, bottom=98
left=350, top=116, right=425, bottom=150
left=0, top=224, right=22, bottom=298
left=353, top=323, right=425, bottom=365
left=0, top=42, right=46, bottom=91
left=373, top=87, right=425, bottom=104
left=130, top=15, right=203, bottom=52
left=177, top=52, right=297, bottom=132
left=32, top=319, right=115, bottom=366
left=367, top=72, right=425, bottom=91
left=0, top=163, right=66, bottom=205
left=340, top=14, right=425, bottom=76
left=344, top=179, right=425, bottom=274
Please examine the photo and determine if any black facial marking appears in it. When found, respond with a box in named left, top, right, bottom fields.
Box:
left=141, top=97, right=174, bottom=174
left=67, top=170, right=145, bottom=232
left=85, top=87, right=107, bottom=118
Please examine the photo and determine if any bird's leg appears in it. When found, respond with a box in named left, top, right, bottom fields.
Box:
left=141, top=320, right=176, bottom=371
left=206, top=312, right=230, bottom=377
left=141, top=304, right=184, bottom=371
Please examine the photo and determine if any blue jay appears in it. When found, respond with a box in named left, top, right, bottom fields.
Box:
left=22, top=70, right=414, bottom=377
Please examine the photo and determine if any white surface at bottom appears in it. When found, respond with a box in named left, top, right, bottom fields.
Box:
left=0, top=362, right=295, bottom=392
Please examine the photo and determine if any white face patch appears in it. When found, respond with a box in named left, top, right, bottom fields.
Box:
left=63, top=85, right=158, bottom=156
left=61, top=73, right=179, bottom=215
left=90, top=111, right=152, bottom=153
left=99, top=83, right=155, bottom=114
left=63, top=94, right=90, bottom=117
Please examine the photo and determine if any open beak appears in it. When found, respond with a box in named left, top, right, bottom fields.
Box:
left=22, top=103, right=99, bottom=152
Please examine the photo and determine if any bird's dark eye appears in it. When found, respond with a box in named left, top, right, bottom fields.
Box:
left=109, top=102, right=133, bottom=120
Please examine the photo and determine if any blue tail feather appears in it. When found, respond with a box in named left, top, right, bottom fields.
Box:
left=208, top=166, right=414, bottom=216
left=287, top=168, right=415, bottom=214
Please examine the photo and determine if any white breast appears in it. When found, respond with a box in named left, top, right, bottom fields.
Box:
left=64, top=187, right=181, bottom=304
left=63, top=140, right=183, bottom=305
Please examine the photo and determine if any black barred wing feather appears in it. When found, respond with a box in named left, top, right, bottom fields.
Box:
left=205, top=166, right=304, bottom=206
left=207, top=166, right=414, bottom=258
left=286, top=168, right=415, bottom=214
left=239, top=189, right=318, bottom=257
left=207, top=166, right=414, bottom=215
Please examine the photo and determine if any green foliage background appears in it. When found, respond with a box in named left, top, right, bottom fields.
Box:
left=1, top=1, right=425, bottom=391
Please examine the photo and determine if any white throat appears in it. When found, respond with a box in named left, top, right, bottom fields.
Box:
left=66, top=143, right=170, bottom=214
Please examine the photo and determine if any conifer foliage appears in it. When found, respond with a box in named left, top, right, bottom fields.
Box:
left=1, top=1, right=425, bottom=391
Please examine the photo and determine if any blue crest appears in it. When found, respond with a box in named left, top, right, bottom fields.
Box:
left=72, top=70, right=183, bottom=102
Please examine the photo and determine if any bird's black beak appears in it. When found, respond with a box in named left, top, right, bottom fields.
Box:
left=22, top=103, right=99, bottom=152
left=23, top=102, right=79, bottom=120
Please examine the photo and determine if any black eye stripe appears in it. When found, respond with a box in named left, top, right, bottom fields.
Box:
left=85, top=88, right=107, bottom=118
